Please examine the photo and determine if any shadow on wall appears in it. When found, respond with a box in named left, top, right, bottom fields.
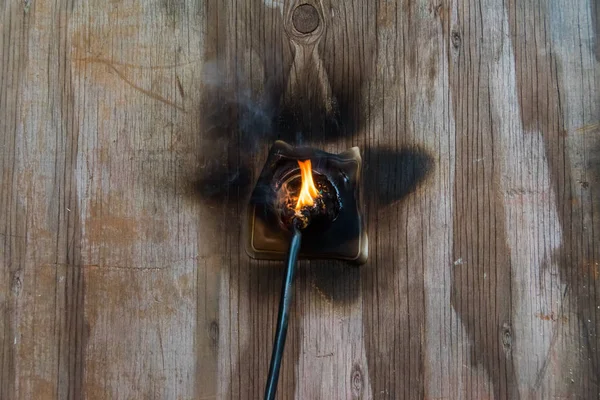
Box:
left=365, top=147, right=434, bottom=207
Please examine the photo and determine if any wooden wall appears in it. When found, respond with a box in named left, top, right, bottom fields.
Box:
left=1, top=0, right=598, bottom=398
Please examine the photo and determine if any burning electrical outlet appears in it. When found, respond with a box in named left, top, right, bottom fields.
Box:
left=295, top=160, right=319, bottom=211
left=276, top=158, right=342, bottom=231
left=246, top=140, right=368, bottom=264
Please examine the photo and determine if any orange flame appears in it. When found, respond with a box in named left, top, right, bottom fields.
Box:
left=295, top=160, right=319, bottom=210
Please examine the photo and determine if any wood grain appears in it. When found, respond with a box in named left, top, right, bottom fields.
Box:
left=1, top=0, right=598, bottom=399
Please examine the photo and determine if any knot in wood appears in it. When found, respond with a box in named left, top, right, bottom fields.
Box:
left=451, top=29, right=462, bottom=49
left=292, top=4, right=320, bottom=34
left=350, top=364, right=364, bottom=396
left=501, top=322, right=512, bottom=351
left=209, top=320, right=219, bottom=346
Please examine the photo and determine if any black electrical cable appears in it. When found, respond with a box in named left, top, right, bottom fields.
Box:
left=263, top=222, right=302, bottom=400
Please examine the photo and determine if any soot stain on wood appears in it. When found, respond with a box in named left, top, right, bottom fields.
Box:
left=192, top=1, right=431, bottom=397
left=195, top=2, right=303, bottom=398
left=365, top=147, right=434, bottom=206
left=189, top=165, right=252, bottom=205
left=195, top=0, right=376, bottom=151
left=188, top=0, right=379, bottom=210
left=193, top=75, right=374, bottom=204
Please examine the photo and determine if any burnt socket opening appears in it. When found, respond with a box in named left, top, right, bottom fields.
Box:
left=276, top=169, right=341, bottom=231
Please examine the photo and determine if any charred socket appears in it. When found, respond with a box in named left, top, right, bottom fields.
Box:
left=276, top=168, right=341, bottom=231
left=246, top=141, right=368, bottom=264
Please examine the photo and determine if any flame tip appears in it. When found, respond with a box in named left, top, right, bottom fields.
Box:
left=295, top=159, right=319, bottom=210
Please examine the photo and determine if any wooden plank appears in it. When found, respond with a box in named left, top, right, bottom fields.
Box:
left=1, top=0, right=215, bottom=399
left=503, top=0, right=599, bottom=397
left=68, top=0, right=213, bottom=398
left=0, top=0, right=598, bottom=399
left=1, top=3, right=27, bottom=398
left=361, top=2, right=459, bottom=399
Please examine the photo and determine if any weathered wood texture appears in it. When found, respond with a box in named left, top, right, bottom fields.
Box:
left=1, top=0, right=598, bottom=399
